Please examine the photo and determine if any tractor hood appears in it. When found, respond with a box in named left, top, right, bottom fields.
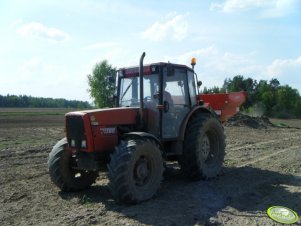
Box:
left=65, top=107, right=146, bottom=152
left=66, top=107, right=143, bottom=126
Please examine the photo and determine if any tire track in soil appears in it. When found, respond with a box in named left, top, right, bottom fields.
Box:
left=1, top=153, right=48, bottom=171
left=0, top=146, right=50, bottom=186
left=227, top=135, right=300, bottom=151
left=237, top=145, right=301, bottom=167
left=225, top=128, right=301, bottom=168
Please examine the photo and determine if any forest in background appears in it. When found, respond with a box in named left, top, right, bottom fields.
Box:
left=0, top=94, right=91, bottom=109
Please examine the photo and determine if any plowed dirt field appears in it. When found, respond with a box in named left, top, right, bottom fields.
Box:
left=0, top=109, right=300, bottom=226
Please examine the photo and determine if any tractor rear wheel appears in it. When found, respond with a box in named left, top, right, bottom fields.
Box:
left=180, top=113, right=225, bottom=180
left=48, top=138, right=98, bottom=191
left=107, top=138, right=164, bottom=204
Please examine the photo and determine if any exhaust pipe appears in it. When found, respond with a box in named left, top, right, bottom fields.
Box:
left=139, top=52, right=146, bottom=128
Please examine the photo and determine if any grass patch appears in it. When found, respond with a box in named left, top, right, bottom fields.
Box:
left=270, top=118, right=301, bottom=128
left=0, top=136, right=51, bottom=149
left=0, top=112, right=65, bottom=116
left=273, top=122, right=289, bottom=127
left=79, top=194, right=92, bottom=204
left=224, top=158, right=236, bottom=167
left=78, top=194, right=97, bottom=207
left=0, top=107, right=85, bottom=116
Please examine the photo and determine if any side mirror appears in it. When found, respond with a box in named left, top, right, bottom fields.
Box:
left=197, top=81, right=202, bottom=87
left=108, top=95, right=117, bottom=107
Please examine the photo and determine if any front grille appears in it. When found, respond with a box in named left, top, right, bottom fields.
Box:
left=66, top=115, right=86, bottom=149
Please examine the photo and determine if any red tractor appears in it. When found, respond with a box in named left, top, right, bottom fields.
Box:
left=48, top=52, right=246, bottom=204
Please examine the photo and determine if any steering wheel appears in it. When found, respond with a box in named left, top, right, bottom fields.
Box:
left=144, top=96, right=152, bottom=102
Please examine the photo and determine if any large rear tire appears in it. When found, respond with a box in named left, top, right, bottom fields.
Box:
left=48, top=138, right=98, bottom=191
left=107, top=138, right=164, bottom=204
left=180, top=113, right=225, bottom=180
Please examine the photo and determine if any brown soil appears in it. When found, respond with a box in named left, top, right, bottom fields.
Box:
left=0, top=110, right=300, bottom=226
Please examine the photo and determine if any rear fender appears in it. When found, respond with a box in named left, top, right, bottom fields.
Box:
left=171, top=106, right=214, bottom=156
left=179, top=106, right=215, bottom=141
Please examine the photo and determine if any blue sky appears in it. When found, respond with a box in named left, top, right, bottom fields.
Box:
left=0, top=0, right=301, bottom=102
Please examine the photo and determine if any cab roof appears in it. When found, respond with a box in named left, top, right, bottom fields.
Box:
left=118, top=62, right=193, bottom=72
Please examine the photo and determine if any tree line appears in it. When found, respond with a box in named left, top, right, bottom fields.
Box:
left=203, top=75, right=301, bottom=118
left=0, top=94, right=91, bottom=109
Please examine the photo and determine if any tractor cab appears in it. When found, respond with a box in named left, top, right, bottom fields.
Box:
left=117, top=62, right=199, bottom=139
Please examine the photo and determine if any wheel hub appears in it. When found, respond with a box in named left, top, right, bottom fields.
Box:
left=201, top=134, right=210, bottom=159
left=135, top=158, right=149, bottom=185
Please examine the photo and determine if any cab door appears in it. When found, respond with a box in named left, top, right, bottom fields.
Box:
left=161, top=67, right=190, bottom=139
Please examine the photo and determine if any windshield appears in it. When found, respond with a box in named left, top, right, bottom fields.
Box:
left=119, top=74, right=159, bottom=107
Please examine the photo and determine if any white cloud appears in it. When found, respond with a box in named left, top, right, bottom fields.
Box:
left=261, top=0, right=301, bottom=18
left=16, top=22, right=70, bottom=42
left=210, top=0, right=300, bottom=17
left=166, top=45, right=257, bottom=74
left=164, top=46, right=254, bottom=88
left=262, top=56, right=301, bottom=91
left=210, top=0, right=270, bottom=12
left=265, top=56, right=301, bottom=78
left=9, top=19, right=23, bottom=30
left=142, top=13, right=189, bottom=41
left=169, top=47, right=301, bottom=91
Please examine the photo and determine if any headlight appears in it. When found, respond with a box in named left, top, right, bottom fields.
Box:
left=71, top=139, right=76, bottom=147
left=81, top=140, right=87, bottom=148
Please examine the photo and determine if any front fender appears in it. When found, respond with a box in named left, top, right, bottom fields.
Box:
left=124, top=132, right=162, bottom=149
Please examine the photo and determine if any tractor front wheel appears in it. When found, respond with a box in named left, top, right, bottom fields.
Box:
left=107, top=138, right=164, bottom=204
left=48, top=138, right=98, bottom=191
